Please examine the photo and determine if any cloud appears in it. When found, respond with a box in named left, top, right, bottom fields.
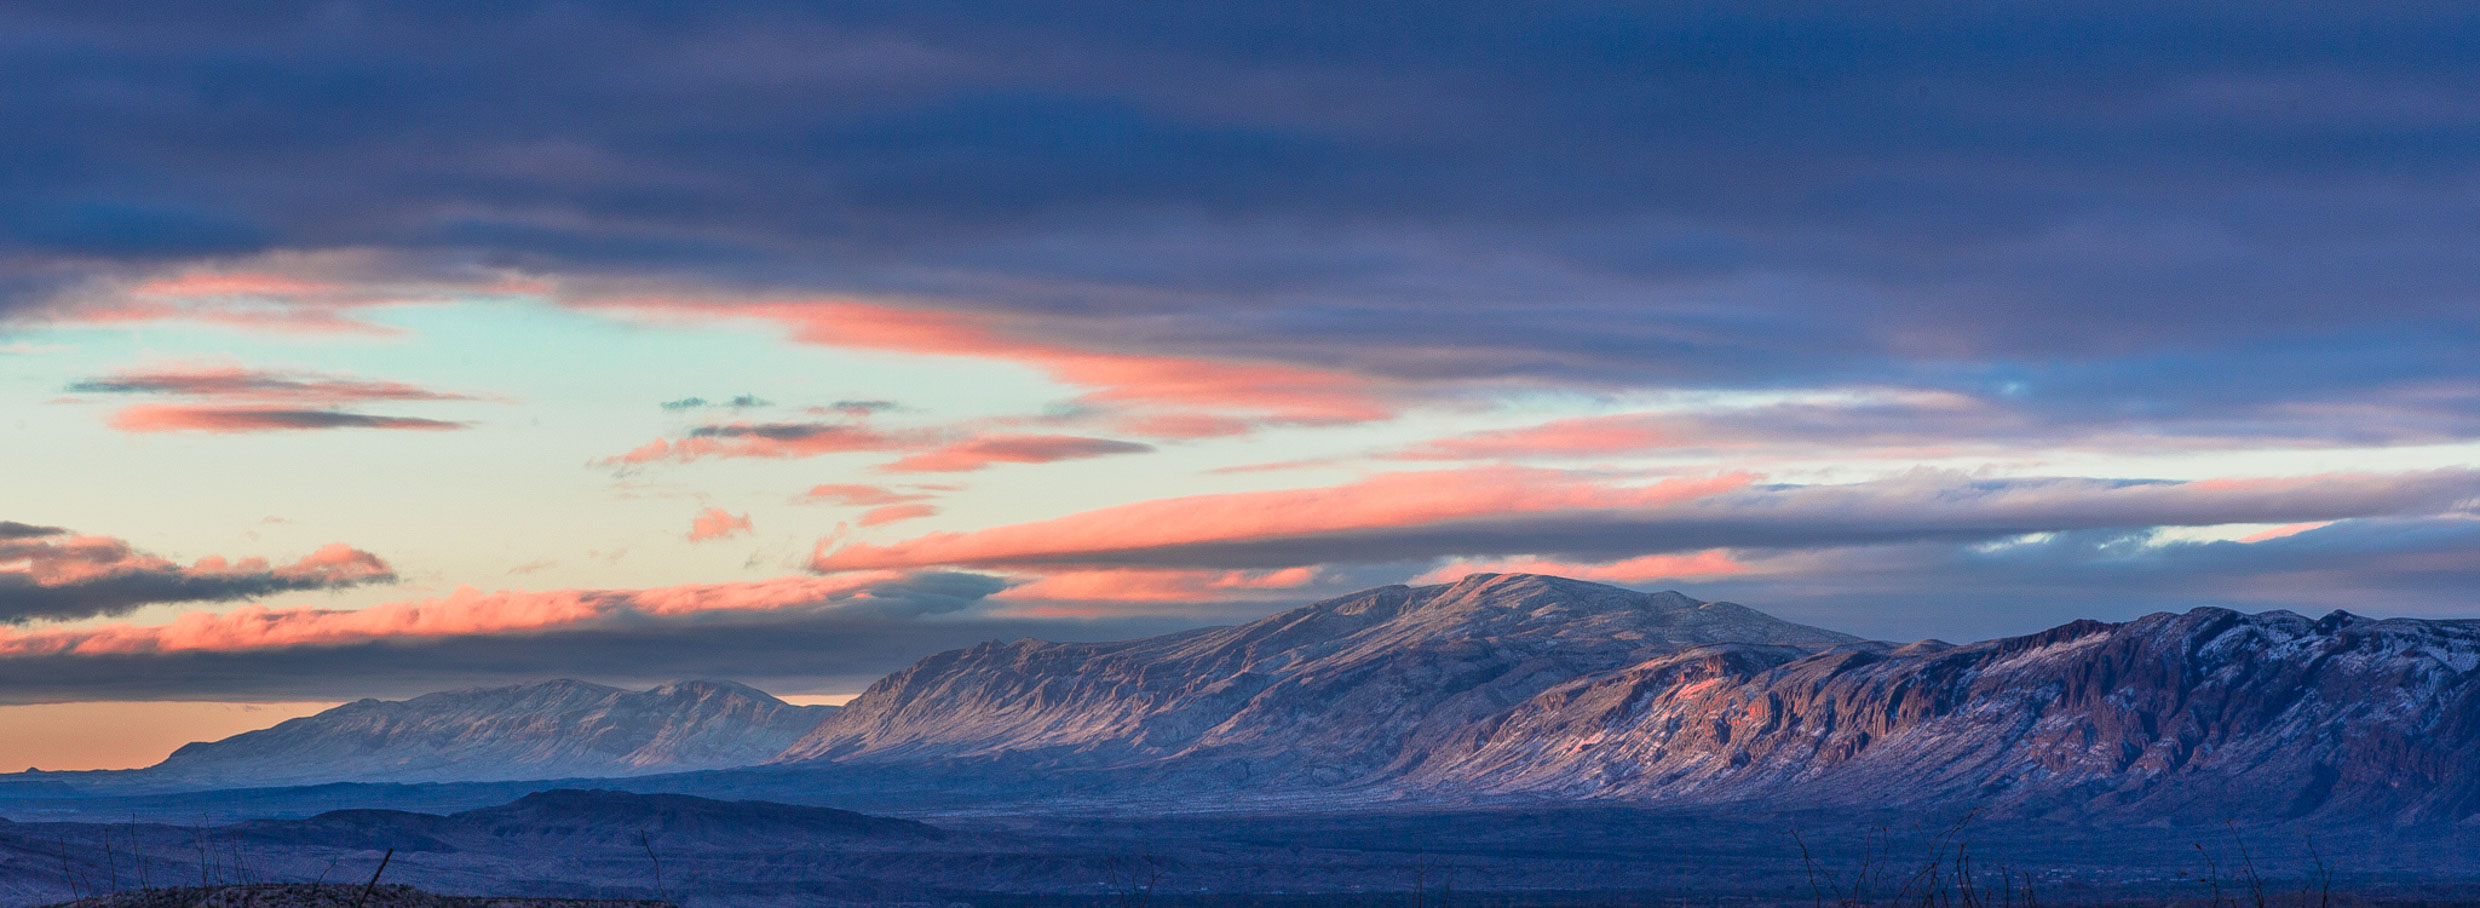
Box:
left=601, top=299, right=1403, bottom=436
left=0, top=602, right=1196, bottom=705
left=820, top=399, right=899, bottom=417
left=878, top=434, right=1153, bottom=473
left=686, top=507, right=754, bottom=542
left=603, top=421, right=903, bottom=464
left=813, top=467, right=1756, bottom=572
left=813, top=468, right=2480, bottom=573
left=800, top=484, right=934, bottom=507
left=8, top=4, right=2475, bottom=462
left=607, top=419, right=1154, bottom=474
left=107, top=405, right=468, bottom=433
left=61, top=362, right=487, bottom=434
left=660, top=394, right=772, bottom=411
left=857, top=504, right=939, bottom=527
left=1390, top=387, right=2480, bottom=462
left=17, top=256, right=545, bottom=333
left=0, top=529, right=395, bottom=623
left=1412, top=551, right=1747, bottom=586
left=0, top=571, right=936, bottom=657
left=0, top=568, right=1209, bottom=702
left=1681, top=515, right=2480, bottom=641
left=991, top=567, right=1327, bottom=611
left=66, top=364, right=477, bottom=403
left=4, top=5, right=2473, bottom=391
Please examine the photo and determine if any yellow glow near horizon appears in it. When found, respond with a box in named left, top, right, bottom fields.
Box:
left=0, top=701, right=339, bottom=772
left=778, top=693, right=858, bottom=707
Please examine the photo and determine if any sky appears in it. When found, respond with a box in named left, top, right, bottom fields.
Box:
left=3, top=2, right=2478, bottom=769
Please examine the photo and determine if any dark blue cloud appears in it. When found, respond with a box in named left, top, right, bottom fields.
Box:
left=2, top=1, right=2475, bottom=416
left=1697, top=516, right=2480, bottom=642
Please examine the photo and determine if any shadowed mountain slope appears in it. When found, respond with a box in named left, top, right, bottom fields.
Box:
left=142, top=680, right=835, bottom=788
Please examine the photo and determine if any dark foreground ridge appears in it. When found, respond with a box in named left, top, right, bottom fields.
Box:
left=40, top=883, right=672, bottom=907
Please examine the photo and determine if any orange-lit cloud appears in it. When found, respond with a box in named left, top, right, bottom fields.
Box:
left=2239, top=521, right=2333, bottom=543
left=801, top=484, right=935, bottom=507
left=994, top=567, right=1324, bottom=606
left=858, top=504, right=939, bottom=527
left=1413, top=551, right=1747, bottom=585
left=687, top=507, right=754, bottom=542
left=0, top=572, right=915, bottom=657
left=108, top=405, right=467, bottom=433
left=602, top=298, right=1401, bottom=435
left=812, top=468, right=2480, bottom=578
left=813, top=468, right=1756, bottom=572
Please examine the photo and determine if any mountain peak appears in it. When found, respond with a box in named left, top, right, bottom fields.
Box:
left=782, top=574, right=1860, bottom=772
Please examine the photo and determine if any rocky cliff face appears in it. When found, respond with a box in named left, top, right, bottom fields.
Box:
left=146, top=679, right=835, bottom=787
left=1400, top=606, right=2480, bottom=822
left=777, top=573, right=1859, bottom=785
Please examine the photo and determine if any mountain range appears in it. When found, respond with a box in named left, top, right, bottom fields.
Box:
left=136, top=679, right=835, bottom=788
left=27, top=573, right=2480, bottom=825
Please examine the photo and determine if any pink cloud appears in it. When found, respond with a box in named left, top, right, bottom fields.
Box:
left=1397, top=414, right=1687, bottom=460
left=994, top=567, right=1324, bottom=606
left=602, top=298, right=1402, bottom=435
left=879, top=434, right=1154, bottom=473
left=1413, top=551, right=1747, bottom=585
left=129, top=273, right=343, bottom=297
left=108, top=405, right=467, bottom=433
left=858, top=504, right=940, bottom=527
left=2239, top=521, right=2334, bottom=543
left=687, top=507, right=754, bottom=542
left=812, top=468, right=1756, bottom=572
left=0, top=573, right=910, bottom=657
left=800, top=484, right=934, bottom=507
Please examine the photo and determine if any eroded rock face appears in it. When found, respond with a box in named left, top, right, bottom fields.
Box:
left=1402, top=607, right=2480, bottom=823
left=146, top=680, right=837, bottom=787
left=778, top=573, right=1859, bottom=784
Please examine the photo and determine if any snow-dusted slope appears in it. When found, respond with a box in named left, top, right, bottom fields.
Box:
left=776, top=574, right=2480, bottom=822
left=777, top=573, right=1858, bottom=784
left=1401, top=607, right=2480, bottom=822
left=146, top=679, right=836, bottom=787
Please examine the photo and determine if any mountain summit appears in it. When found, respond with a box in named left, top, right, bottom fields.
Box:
left=776, top=573, right=1858, bottom=784
left=145, top=678, right=835, bottom=787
